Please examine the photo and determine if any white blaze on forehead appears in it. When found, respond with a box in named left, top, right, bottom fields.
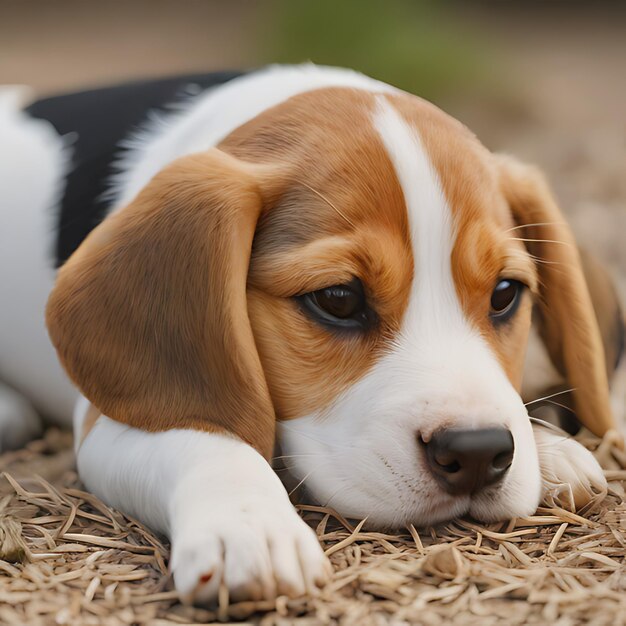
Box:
left=372, top=97, right=466, bottom=337
left=369, top=97, right=523, bottom=427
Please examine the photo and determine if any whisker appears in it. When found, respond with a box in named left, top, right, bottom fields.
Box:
left=534, top=398, right=577, bottom=415
left=272, top=453, right=320, bottom=462
left=508, top=237, right=572, bottom=247
left=524, top=388, right=576, bottom=407
left=272, top=453, right=323, bottom=474
left=529, top=416, right=571, bottom=440
left=288, top=468, right=319, bottom=497
left=525, top=252, right=565, bottom=266
left=299, top=181, right=356, bottom=229
left=504, top=222, right=564, bottom=234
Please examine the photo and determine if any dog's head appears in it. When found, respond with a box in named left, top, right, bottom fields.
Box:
left=47, top=86, right=618, bottom=526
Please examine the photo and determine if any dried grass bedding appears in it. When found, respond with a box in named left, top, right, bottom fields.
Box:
left=1, top=429, right=625, bottom=625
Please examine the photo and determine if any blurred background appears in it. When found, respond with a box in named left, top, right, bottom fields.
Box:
left=1, top=0, right=625, bottom=295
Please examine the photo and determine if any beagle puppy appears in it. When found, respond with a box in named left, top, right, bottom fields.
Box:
left=0, top=65, right=624, bottom=603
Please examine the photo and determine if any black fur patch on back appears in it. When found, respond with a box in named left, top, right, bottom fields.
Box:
left=25, top=71, right=243, bottom=267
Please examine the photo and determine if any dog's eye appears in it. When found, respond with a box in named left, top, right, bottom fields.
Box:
left=298, top=278, right=375, bottom=330
left=490, top=279, right=524, bottom=322
left=312, top=285, right=362, bottom=318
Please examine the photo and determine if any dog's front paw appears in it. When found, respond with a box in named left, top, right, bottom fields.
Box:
left=170, top=493, right=330, bottom=605
left=534, top=426, right=607, bottom=510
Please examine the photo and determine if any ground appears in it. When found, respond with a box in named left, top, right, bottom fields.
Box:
left=1, top=430, right=625, bottom=625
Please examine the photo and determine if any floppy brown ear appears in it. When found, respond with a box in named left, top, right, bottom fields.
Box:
left=578, top=248, right=625, bottom=379
left=46, top=150, right=276, bottom=458
left=497, top=155, right=616, bottom=438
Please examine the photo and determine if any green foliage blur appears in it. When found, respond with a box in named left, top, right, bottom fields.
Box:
left=255, top=0, right=490, bottom=100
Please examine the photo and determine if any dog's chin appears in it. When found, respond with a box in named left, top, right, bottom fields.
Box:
left=303, top=479, right=541, bottom=531
left=370, top=499, right=472, bottom=531
left=302, top=481, right=470, bottom=530
left=468, top=484, right=542, bottom=524
left=337, top=495, right=539, bottom=531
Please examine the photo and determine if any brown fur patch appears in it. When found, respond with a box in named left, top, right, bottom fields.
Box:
left=47, top=151, right=276, bottom=458
left=220, top=88, right=413, bottom=420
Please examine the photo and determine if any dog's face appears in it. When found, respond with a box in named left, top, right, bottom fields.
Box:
left=235, top=90, right=540, bottom=525
left=47, top=87, right=614, bottom=527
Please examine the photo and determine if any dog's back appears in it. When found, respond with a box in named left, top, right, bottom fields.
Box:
left=0, top=73, right=242, bottom=443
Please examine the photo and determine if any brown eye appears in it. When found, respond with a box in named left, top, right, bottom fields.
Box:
left=490, top=279, right=524, bottom=322
left=312, top=285, right=362, bottom=319
left=299, top=278, right=375, bottom=331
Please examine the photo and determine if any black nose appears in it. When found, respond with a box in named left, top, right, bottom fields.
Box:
left=420, top=428, right=514, bottom=495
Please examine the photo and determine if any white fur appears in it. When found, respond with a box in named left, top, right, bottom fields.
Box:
left=280, top=98, right=546, bottom=527
left=0, top=92, right=77, bottom=431
left=0, top=85, right=35, bottom=110
left=76, top=407, right=329, bottom=603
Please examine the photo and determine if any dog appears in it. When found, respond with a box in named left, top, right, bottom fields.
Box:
left=0, top=65, right=624, bottom=603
